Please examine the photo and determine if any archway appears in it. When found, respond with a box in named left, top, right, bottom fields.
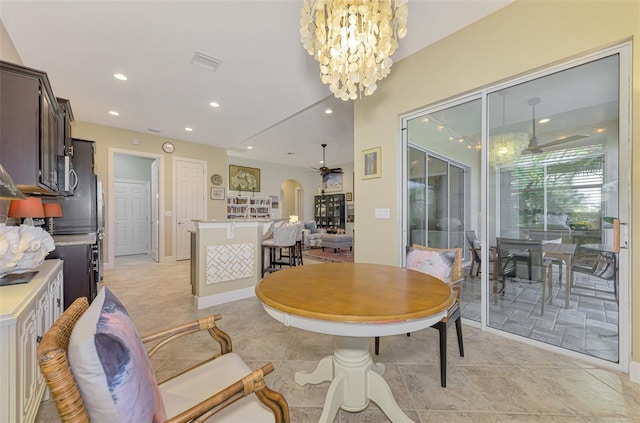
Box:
left=280, top=179, right=303, bottom=220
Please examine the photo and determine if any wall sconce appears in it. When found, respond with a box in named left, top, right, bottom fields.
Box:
left=8, top=197, right=45, bottom=226
left=43, top=203, right=63, bottom=234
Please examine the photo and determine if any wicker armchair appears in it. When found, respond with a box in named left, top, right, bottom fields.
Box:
left=38, top=297, right=290, bottom=422
left=374, top=244, right=464, bottom=388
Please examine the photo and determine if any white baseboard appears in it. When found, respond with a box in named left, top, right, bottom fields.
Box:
left=196, top=286, right=256, bottom=309
left=630, top=360, right=640, bottom=384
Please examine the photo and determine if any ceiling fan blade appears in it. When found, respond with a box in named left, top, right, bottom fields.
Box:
left=329, top=168, right=343, bottom=173
left=539, top=134, right=589, bottom=148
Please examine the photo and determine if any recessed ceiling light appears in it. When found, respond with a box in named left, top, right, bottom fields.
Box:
left=325, top=108, right=333, bottom=114
left=538, top=118, right=550, bottom=124
left=437, top=124, right=444, bottom=130
left=596, top=127, right=606, bottom=133
left=422, top=117, right=429, bottom=123
left=113, top=73, right=127, bottom=81
left=108, top=110, right=119, bottom=116
left=287, top=152, right=295, bottom=155
left=247, top=146, right=253, bottom=150
left=209, top=101, right=220, bottom=108
left=185, top=127, right=193, bottom=132
left=458, top=138, right=464, bottom=143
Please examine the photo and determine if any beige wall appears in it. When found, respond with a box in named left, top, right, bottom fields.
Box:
left=72, top=121, right=228, bottom=261
left=0, top=20, right=21, bottom=64
left=353, top=0, right=639, bottom=364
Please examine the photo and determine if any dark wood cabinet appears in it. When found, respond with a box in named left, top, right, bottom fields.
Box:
left=57, top=98, right=73, bottom=157
left=0, top=60, right=61, bottom=194
left=314, top=193, right=346, bottom=232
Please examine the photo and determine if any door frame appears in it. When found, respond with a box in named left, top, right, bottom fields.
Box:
left=172, top=156, right=207, bottom=261
left=107, top=148, right=165, bottom=268
left=400, top=42, right=632, bottom=372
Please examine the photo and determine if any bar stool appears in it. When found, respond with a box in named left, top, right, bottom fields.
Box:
left=261, top=225, right=298, bottom=277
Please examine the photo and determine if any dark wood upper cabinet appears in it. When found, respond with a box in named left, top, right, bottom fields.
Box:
left=0, top=60, right=61, bottom=194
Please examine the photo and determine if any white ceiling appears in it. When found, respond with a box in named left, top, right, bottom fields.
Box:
left=0, top=1, right=512, bottom=171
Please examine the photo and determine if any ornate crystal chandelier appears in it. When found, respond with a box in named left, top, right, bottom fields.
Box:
left=300, top=0, right=408, bottom=101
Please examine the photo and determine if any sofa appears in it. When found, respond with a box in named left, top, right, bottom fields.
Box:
left=301, top=221, right=324, bottom=248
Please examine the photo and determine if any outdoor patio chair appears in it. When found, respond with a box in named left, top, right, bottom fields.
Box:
left=495, top=237, right=553, bottom=315
left=572, top=248, right=618, bottom=302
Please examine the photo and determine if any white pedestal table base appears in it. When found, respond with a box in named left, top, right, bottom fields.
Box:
left=294, top=336, right=414, bottom=423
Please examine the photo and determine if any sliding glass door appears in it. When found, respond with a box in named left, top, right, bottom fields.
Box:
left=405, top=98, right=481, bottom=321
left=486, top=54, right=622, bottom=362
left=402, top=46, right=630, bottom=365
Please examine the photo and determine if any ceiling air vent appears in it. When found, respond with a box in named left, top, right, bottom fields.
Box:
left=147, top=128, right=162, bottom=133
left=191, top=50, right=223, bottom=72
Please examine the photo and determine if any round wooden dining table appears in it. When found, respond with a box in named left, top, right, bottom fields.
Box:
left=255, top=262, right=455, bottom=423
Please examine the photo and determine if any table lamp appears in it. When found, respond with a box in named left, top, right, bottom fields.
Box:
left=43, top=203, right=63, bottom=234
left=8, top=197, right=45, bottom=225
left=289, top=215, right=299, bottom=223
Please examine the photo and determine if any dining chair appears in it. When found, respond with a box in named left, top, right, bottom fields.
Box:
left=38, top=290, right=290, bottom=423
left=495, top=237, right=553, bottom=315
left=374, top=244, right=464, bottom=388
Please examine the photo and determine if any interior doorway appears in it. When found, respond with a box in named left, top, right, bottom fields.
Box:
left=107, top=149, right=164, bottom=269
left=173, top=157, right=207, bottom=260
left=280, top=179, right=303, bottom=220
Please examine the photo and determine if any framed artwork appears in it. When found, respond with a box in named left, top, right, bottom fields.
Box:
left=362, top=147, right=382, bottom=179
left=210, top=187, right=225, bottom=200
left=229, top=165, right=261, bottom=192
left=322, top=172, right=343, bottom=192
left=346, top=192, right=353, bottom=202
left=270, top=195, right=279, bottom=209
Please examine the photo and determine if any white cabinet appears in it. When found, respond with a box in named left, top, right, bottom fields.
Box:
left=226, top=195, right=271, bottom=219
left=0, top=259, right=63, bottom=423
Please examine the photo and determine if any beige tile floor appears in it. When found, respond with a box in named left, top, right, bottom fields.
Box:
left=37, top=255, right=640, bottom=422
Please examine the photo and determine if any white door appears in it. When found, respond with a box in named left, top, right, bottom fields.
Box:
left=115, top=181, right=150, bottom=256
left=150, top=160, right=159, bottom=262
left=174, top=158, right=206, bottom=260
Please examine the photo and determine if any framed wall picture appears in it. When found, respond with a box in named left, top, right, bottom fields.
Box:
left=229, top=165, right=261, bottom=192
left=210, top=187, right=225, bottom=200
left=362, top=147, right=382, bottom=179
left=322, top=172, right=343, bottom=192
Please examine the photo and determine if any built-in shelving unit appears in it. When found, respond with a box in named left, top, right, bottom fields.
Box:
left=314, top=193, right=345, bottom=231
left=226, top=195, right=272, bottom=219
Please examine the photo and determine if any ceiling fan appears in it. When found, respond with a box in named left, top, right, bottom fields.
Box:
left=313, top=143, right=343, bottom=177
left=522, top=97, right=589, bottom=154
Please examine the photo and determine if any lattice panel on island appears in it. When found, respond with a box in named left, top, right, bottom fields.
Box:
left=206, top=243, right=254, bottom=284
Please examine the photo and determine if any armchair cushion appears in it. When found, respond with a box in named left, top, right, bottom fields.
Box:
left=406, top=247, right=456, bottom=283
left=160, top=352, right=275, bottom=420
left=68, top=287, right=166, bottom=422
left=303, top=220, right=318, bottom=234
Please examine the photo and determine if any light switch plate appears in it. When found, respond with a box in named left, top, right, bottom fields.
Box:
left=375, top=208, right=390, bottom=219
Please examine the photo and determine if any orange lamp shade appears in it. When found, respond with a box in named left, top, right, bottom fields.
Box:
left=8, top=197, right=45, bottom=218
left=43, top=203, right=63, bottom=218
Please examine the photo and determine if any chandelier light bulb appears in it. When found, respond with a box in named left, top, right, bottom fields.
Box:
left=300, top=0, right=408, bottom=101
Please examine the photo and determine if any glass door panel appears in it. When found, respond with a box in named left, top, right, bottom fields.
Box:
left=405, top=98, right=481, bottom=322
left=487, top=54, right=620, bottom=362
left=427, top=156, right=449, bottom=249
